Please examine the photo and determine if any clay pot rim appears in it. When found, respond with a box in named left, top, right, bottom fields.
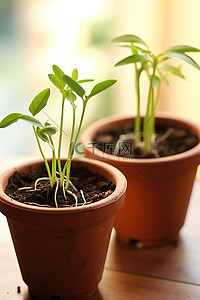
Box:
left=0, top=157, right=127, bottom=214
left=81, top=112, right=200, bottom=166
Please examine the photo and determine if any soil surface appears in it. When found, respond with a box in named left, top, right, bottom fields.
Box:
left=94, top=123, right=199, bottom=158
left=5, top=165, right=115, bottom=208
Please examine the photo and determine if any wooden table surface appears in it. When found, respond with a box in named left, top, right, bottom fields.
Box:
left=0, top=157, right=200, bottom=299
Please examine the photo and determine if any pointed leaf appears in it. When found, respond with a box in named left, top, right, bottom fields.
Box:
left=115, top=54, right=149, bottom=66
left=0, top=113, right=42, bottom=128
left=135, top=46, right=151, bottom=54
left=167, top=45, right=200, bottom=53
left=167, top=52, right=200, bottom=70
left=48, top=74, right=64, bottom=91
left=118, top=45, right=133, bottom=49
left=52, top=65, right=65, bottom=80
left=20, top=115, right=43, bottom=127
left=117, top=44, right=151, bottom=54
left=88, top=80, right=117, bottom=99
left=78, top=79, right=94, bottom=83
left=160, top=64, right=185, bottom=79
left=71, top=68, right=78, bottom=80
left=112, top=34, right=147, bottom=47
left=0, top=113, right=22, bottom=128
left=29, top=88, right=50, bottom=116
left=158, top=70, right=170, bottom=85
left=62, top=75, right=85, bottom=97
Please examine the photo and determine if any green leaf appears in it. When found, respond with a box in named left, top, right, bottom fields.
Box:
left=158, top=70, right=170, bottom=85
left=135, top=47, right=151, bottom=54
left=62, top=75, right=86, bottom=97
left=151, top=75, right=161, bottom=88
left=78, top=79, right=94, bottom=83
left=118, top=45, right=133, bottom=49
left=112, top=34, right=148, bottom=47
left=117, top=44, right=151, bottom=53
left=29, top=88, right=50, bottom=116
left=48, top=74, right=64, bottom=91
left=167, top=52, right=200, bottom=70
left=20, top=115, right=43, bottom=126
left=160, top=64, right=185, bottom=79
left=88, top=79, right=117, bottom=99
left=0, top=113, right=42, bottom=128
left=71, top=68, right=78, bottom=80
left=38, top=125, right=58, bottom=136
left=167, top=45, right=200, bottom=53
left=36, top=127, right=51, bottom=145
left=52, top=65, right=65, bottom=80
left=115, top=54, right=149, bottom=66
left=0, top=113, right=22, bottom=127
left=66, top=90, right=77, bottom=102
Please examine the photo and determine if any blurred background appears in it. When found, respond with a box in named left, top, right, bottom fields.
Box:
left=0, top=0, right=200, bottom=160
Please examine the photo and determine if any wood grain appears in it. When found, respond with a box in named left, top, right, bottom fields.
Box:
left=94, top=269, right=200, bottom=300
left=106, top=181, right=200, bottom=285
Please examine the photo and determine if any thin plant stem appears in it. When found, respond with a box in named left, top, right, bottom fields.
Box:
left=73, top=99, right=86, bottom=148
left=57, top=93, right=65, bottom=177
left=64, top=100, right=86, bottom=190
left=65, top=157, right=72, bottom=191
left=134, top=64, right=141, bottom=145
left=155, top=84, right=161, bottom=109
left=144, top=62, right=157, bottom=152
left=150, top=88, right=155, bottom=142
left=33, top=126, right=53, bottom=186
left=68, top=104, right=76, bottom=158
left=49, top=136, right=57, bottom=186
left=62, top=103, right=76, bottom=187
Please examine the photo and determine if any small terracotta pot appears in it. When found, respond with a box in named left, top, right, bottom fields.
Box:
left=81, top=114, right=200, bottom=247
left=0, top=158, right=126, bottom=299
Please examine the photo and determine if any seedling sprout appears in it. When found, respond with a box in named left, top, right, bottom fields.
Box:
left=0, top=65, right=116, bottom=207
left=112, top=34, right=200, bottom=156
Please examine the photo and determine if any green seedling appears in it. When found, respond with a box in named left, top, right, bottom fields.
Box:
left=0, top=65, right=116, bottom=207
left=112, top=34, right=200, bottom=155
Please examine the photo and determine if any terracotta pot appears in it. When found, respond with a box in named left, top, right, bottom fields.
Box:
left=0, top=158, right=126, bottom=299
left=81, top=114, right=200, bottom=247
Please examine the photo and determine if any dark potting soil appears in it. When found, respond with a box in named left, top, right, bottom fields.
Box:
left=5, top=165, right=115, bottom=208
left=94, top=123, right=199, bottom=158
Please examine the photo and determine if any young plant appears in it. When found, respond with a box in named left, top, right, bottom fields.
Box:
left=0, top=65, right=116, bottom=207
left=112, top=34, right=200, bottom=155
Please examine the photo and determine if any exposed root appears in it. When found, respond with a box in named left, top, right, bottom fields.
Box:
left=18, top=174, right=89, bottom=208
left=54, top=180, right=59, bottom=208
left=66, top=190, right=78, bottom=207
left=35, top=177, right=50, bottom=190
left=18, top=186, right=34, bottom=191
left=62, top=181, right=68, bottom=200
left=152, top=149, right=160, bottom=158
left=56, top=171, right=78, bottom=192
left=80, top=190, right=86, bottom=205
left=155, top=128, right=173, bottom=145
left=24, top=202, right=52, bottom=208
